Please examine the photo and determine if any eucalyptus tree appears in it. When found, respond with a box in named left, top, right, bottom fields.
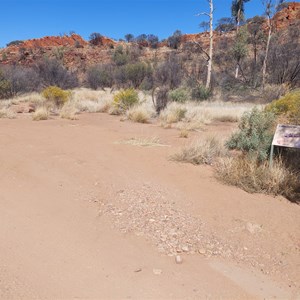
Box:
left=261, top=0, right=285, bottom=89
left=231, top=0, right=251, bottom=30
left=231, top=0, right=251, bottom=78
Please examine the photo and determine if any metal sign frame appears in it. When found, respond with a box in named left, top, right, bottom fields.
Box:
left=269, top=124, right=300, bottom=167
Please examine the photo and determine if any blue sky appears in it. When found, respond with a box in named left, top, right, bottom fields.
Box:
left=0, top=0, right=268, bottom=48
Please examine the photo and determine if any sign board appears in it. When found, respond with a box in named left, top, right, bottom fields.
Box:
left=272, top=124, right=300, bottom=149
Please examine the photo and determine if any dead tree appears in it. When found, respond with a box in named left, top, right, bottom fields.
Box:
left=196, top=0, right=214, bottom=89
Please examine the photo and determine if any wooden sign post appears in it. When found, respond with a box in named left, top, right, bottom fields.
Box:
left=270, top=124, right=300, bottom=167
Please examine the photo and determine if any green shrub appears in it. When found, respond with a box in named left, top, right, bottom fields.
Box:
left=42, top=86, right=71, bottom=107
left=6, top=40, right=23, bottom=47
left=113, top=88, right=139, bottom=113
left=192, top=85, right=211, bottom=101
left=266, top=90, right=300, bottom=125
left=225, top=107, right=275, bottom=161
left=87, top=65, right=113, bottom=90
left=139, top=77, right=153, bottom=91
left=112, top=46, right=129, bottom=66
left=0, top=70, right=11, bottom=99
left=121, top=62, right=152, bottom=88
left=168, top=88, right=190, bottom=103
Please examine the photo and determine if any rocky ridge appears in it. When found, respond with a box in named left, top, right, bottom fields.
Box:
left=0, top=2, right=299, bottom=72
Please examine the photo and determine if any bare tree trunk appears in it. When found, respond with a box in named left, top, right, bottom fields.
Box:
left=235, top=65, right=239, bottom=78
left=262, top=16, right=272, bottom=89
left=206, top=0, right=214, bottom=89
left=234, top=8, right=241, bottom=79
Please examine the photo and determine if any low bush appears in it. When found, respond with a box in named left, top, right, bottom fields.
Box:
left=112, top=46, right=129, bottom=66
left=1, top=65, right=41, bottom=97
left=192, top=85, right=211, bottom=101
left=42, top=86, right=71, bottom=108
left=0, top=70, right=11, bottom=99
left=36, top=58, right=78, bottom=89
left=260, top=84, right=287, bottom=103
left=168, top=88, right=190, bottom=103
left=113, top=88, right=139, bottom=113
left=226, top=107, right=275, bottom=161
left=87, top=65, right=113, bottom=90
left=266, top=90, right=300, bottom=125
left=171, top=137, right=226, bottom=165
left=124, top=62, right=151, bottom=89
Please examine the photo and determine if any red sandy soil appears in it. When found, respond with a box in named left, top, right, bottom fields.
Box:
left=0, top=113, right=299, bottom=299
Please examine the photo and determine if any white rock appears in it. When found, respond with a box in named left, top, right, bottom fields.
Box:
left=175, top=255, right=183, bottom=264
left=153, top=268, right=162, bottom=275
left=181, top=245, right=189, bottom=252
left=198, top=248, right=206, bottom=255
left=246, top=222, right=262, bottom=234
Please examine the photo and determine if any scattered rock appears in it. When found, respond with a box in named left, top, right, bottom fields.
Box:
left=153, top=268, right=162, bottom=275
left=246, top=222, right=262, bottom=234
left=181, top=245, right=189, bottom=252
left=134, top=268, right=142, bottom=273
left=198, top=248, right=206, bottom=255
left=175, top=255, right=183, bottom=264
left=12, top=103, right=35, bottom=114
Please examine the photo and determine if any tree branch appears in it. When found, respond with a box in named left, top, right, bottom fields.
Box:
left=195, top=12, right=210, bottom=17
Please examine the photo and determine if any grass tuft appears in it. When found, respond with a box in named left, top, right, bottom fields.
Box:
left=60, top=103, right=79, bottom=120
left=0, top=108, right=16, bottom=119
left=32, top=107, right=49, bottom=121
left=171, top=137, right=226, bottom=165
left=127, top=105, right=153, bottom=123
left=214, top=156, right=299, bottom=201
left=117, top=137, right=166, bottom=147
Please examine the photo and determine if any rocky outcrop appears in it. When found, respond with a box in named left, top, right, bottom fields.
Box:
left=0, top=2, right=298, bottom=71
left=273, top=2, right=300, bottom=30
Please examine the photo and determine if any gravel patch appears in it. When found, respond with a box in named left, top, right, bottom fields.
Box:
left=98, top=184, right=298, bottom=289
left=100, top=184, right=236, bottom=257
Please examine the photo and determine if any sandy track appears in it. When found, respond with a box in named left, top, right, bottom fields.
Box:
left=0, top=114, right=299, bottom=299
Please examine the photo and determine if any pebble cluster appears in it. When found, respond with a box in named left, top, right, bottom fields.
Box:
left=100, top=184, right=237, bottom=258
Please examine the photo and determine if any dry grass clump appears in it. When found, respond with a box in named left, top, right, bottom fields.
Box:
left=127, top=106, right=150, bottom=123
left=32, top=107, right=49, bottom=121
left=0, top=100, right=12, bottom=109
left=0, top=107, right=16, bottom=119
left=71, top=88, right=113, bottom=113
left=60, top=102, right=79, bottom=120
left=76, top=99, right=111, bottom=113
left=8, top=93, right=44, bottom=106
left=171, top=137, right=226, bottom=165
left=159, top=102, right=187, bottom=124
left=117, top=136, right=166, bottom=147
left=126, top=102, right=155, bottom=124
left=215, top=156, right=299, bottom=200
left=0, top=93, right=45, bottom=109
left=179, top=129, right=189, bottom=138
left=72, top=88, right=110, bottom=102
left=159, top=101, right=255, bottom=131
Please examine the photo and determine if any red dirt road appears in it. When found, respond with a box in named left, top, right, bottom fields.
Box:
left=0, top=114, right=299, bottom=299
